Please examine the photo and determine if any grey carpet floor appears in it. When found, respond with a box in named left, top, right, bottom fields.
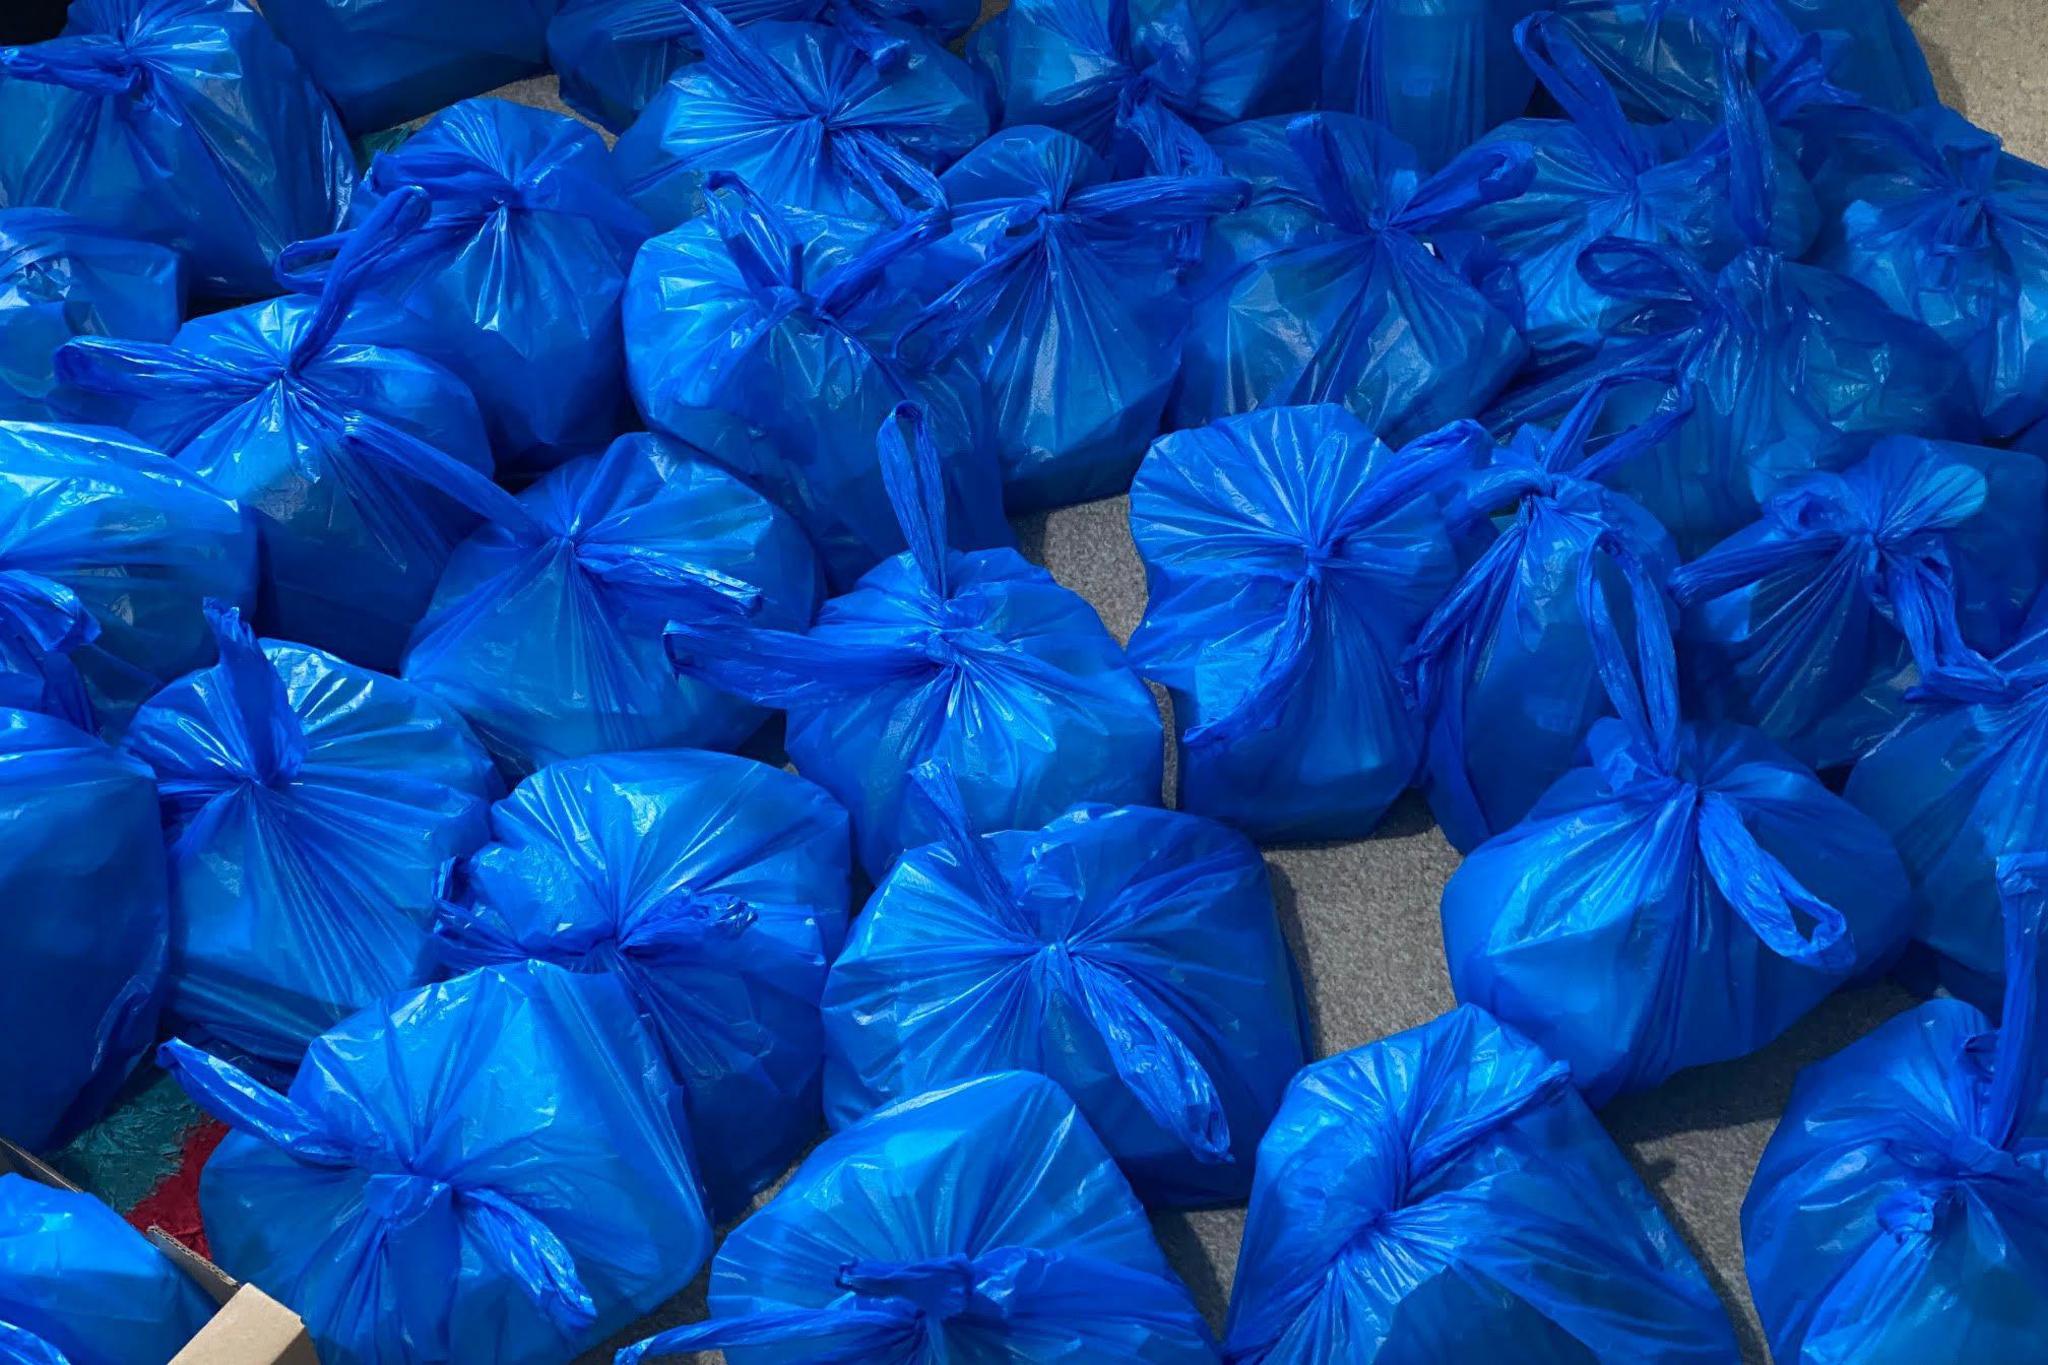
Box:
left=546, top=2, right=2044, bottom=1360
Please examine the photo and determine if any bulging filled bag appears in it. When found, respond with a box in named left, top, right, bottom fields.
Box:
left=822, top=764, right=1308, bottom=1207
left=611, top=5, right=987, bottom=233
left=1127, top=406, right=1484, bottom=843
left=1441, top=546, right=1912, bottom=1103
left=1319, top=0, right=1543, bottom=172
left=402, top=423, right=819, bottom=777
left=0, top=419, right=255, bottom=733
left=1173, top=113, right=1533, bottom=441
left=0, top=707, right=166, bottom=1151
left=121, top=607, right=497, bottom=1079
left=625, top=184, right=1009, bottom=589
left=1743, top=853, right=2048, bottom=1365
left=0, top=209, right=180, bottom=422
left=666, top=405, right=1162, bottom=879
left=430, top=747, right=850, bottom=1219
left=1674, top=435, right=2048, bottom=773
left=279, top=98, right=649, bottom=475
left=261, top=0, right=559, bottom=135
left=0, top=0, right=352, bottom=300
left=161, top=960, right=713, bottom=1365
left=897, top=127, right=1243, bottom=511
left=970, top=0, right=1316, bottom=177
left=56, top=189, right=505, bottom=673
left=1406, top=388, right=1681, bottom=853
left=620, top=1070, right=1218, bottom=1364
left=0, top=1174, right=215, bottom=1364
left=1225, top=1006, right=1739, bottom=1364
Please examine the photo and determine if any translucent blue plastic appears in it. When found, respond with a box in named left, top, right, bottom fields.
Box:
left=822, top=764, right=1308, bottom=1207
left=1442, top=545, right=1912, bottom=1103
left=0, top=708, right=166, bottom=1151
left=666, top=405, right=1162, bottom=879
left=430, top=748, right=850, bottom=1219
left=1174, top=113, right=1533, bottom=442
left=0, top=1174, right=215, bottom=1364
left=403, top=424, right=819, bottom=777
left=1743, top=854, right=2048, bottom=1365
left=121, top=607, right=497, bottom=1080
left=1128, top=405, right=1485, bottom=843
left=161, top=962, right=712, bottom=1365
left=0, top=209, right=180, bottom=422
left=621, top=1071, right=1218, bottom=1364
left=1225, top=1006, right=1739, bottom=1364
left=625, top=182, right=1009, bottom=589
left=0, top=0, right=352, bottom=300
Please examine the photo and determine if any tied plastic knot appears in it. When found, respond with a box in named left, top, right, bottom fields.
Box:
left=837, top=1255, right=977, bottom=1321
left=361, top=1170, right=455, bottom=1227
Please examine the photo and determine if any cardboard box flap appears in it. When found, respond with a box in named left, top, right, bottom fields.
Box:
left=170, top=1287, right=318, bottom=1365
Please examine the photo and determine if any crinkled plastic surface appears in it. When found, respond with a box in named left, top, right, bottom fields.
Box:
left=0, top=0, right=352, bottom=300
left=625, top=186, right=1010, bottom=589
left=262, top=0, right=559, bottom=134
left=121, top=608, right=497, bottom=1079
left=161, top=961, right=712, bottom=1365
left=403, top=424, right=819, bottom=777
left=1319, top=0, right=1544, bottom=172
left=1675, top=435, right=2048, bottom=773
left=282, top=98, right=648, bottom=475
left=0, top=419, right=256, bottom=734
left=1743, top=853, right=2048, bottom=1365
left=612, top=11, right=987, bottom=233
left=1408, top=390, right=1681, bottom=854
left=1443, top=547, right=1912, bottom=1103
left=0, top=209, right=180, bottom=422
left=1813, top=107, right=2048, bottom=440
left=897, top=127, right=1242, bottom=511
left=971, top=0, right=1317, bottom=177
left=0, top=708, right=166, bottom=1151
left=1224, top=1006, right=1738, bottom=1364
left=620, top=1071, right=1218, bottom=1364
left=431, top=748, right=850, bottom=1219
left=666, top=405, right=1161, bottom=879
left=1174, top=113, right=1533, bottom=442
left=823, top=767, right=1308, bottom=1207
left=0, top=1174, right=215, bottom=1365
left=1128, top=405, right=1482, bottom=843
left=56, top=190, right=503, bottom=673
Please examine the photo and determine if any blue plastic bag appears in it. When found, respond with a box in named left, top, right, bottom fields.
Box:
left=120, top=607, right=496, bottom=1079
left=1674, top=435, right=2048, bottom=773
left=549, top=0, right=981, bottom=135
left=970, top=0, right=1317, bottom=177
left=625, top=184, right=1010, bottom=589
left=261, top=0, right=559, bottom=134
left=1319, top=0, right=1544, bottom=172
left=0, top=708, right=166, bottom=1151
left=1406, top=389, right=1682, bottom=853
left=1173, top=113, right=1533, bottom=441
left=822, top=763, right=1307, bottom=1207
left=279, top=98, right=649, bottom=476
left=895, top=127, right=1243, bottom=510
left=666, top=405, right=1162, bottom=879
left=429, top=747, right=850, bottom=1219
left=0, top=419, right=256, bottom=734
left=621, top=1070, right=1218, bottom=1364
left=0, top=0, right=351, bottom=301
left=1225, top=1006, right=1738, bottom=1363
left=1743, top=853, right=2048, bottom=1365
left=611, top=6, right=986, bottom=233
left=0, top=1174, right=215, bottom=1365
left=0, top=209, right=180, bottom=422
left=402, top=424, right=819, bottom=777
left=1442, top=546, right=1911, bottom=1103
left=1128, top=406, right=1484, bottom=843
left=54, top=190, right=506, bottom=674
left=160, top=961, right=713, bottom=1365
